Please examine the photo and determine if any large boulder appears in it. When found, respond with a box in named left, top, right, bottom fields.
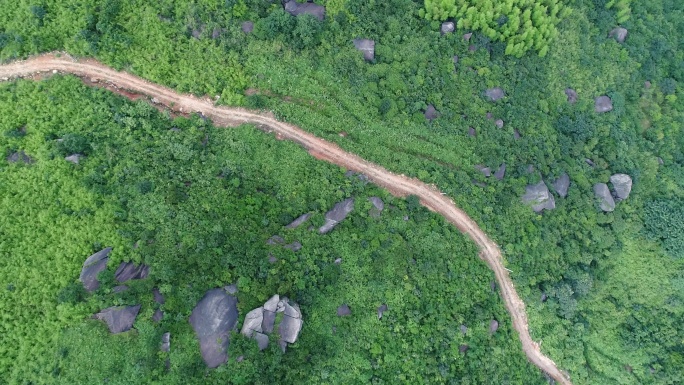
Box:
left=79, top=247, right=112, bottom=292
left=594, top=183, right=615, bottom=212
left=595, top=96, right=613, bottom=113
left=285, top=213, right=311, bottom=229
left=610, top=174, right=632, bottom=200
left=114, top=262, right=150, bottom=282
left=94, top=305, right=141, bottom=334
left=424, top=104, right=439, bottom=121
left=319, top=198, right=355, bottom=234
left=353, top=39, right=375, bottom=61
left=284, top=0, right=325, bottom=21
left=189, top=288, right=239, bottom=368
left=485, top=87, right=505, bottom=101
left=521, top=181, right=556, bottom=212
left=609, top=27, right=628, bottom=43
left=552, top=173, right=570, bottom=198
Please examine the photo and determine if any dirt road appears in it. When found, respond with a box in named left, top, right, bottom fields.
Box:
left=0, top=53, right=571, bottom=385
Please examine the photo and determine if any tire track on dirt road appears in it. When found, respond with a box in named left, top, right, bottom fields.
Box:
left=0, top=53, right=571, bottom=385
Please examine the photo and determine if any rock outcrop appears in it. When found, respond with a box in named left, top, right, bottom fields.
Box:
left=284, top=0, right=325, bottom=21
left=189, top=288, right=239, bottom=368
left=114, top=262, right=150, bottom=282
left=595, top=96, right=613, bottom=113
left=485, top=87, right=504, bottom=101
left=79, top=247, right=112, bottom=292
left=521, top=181, right=555, bottom=212
left=319, top=198, right=354, bottom=234
left=594, top=183, right=615, bottom=212
left=610, top=174, right=632, bottom=200
left=552, top=173, right=570, bottom=198
left=94, top=305, right=141, bottom=334
left=353, top=39, right=375, bottom=61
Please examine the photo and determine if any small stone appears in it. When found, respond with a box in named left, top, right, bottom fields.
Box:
left=337, top=304, right=351, bottom=316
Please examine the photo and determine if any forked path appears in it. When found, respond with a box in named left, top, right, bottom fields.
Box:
left=0, top=53, right=571, bottom=385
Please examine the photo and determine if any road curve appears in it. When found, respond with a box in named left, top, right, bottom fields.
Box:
left=0, top=53, right=571, bottom=385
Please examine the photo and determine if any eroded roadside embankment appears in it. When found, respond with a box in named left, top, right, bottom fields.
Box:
left=0, top=53, right=572, bottom=385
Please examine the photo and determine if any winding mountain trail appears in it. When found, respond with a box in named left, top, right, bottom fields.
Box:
left=0, top=53, right=571, bottom=385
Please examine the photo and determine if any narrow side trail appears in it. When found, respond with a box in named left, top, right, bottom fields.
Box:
left=0, top=53, right=571, bottom=385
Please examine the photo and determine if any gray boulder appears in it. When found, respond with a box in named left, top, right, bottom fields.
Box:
left=241, top=307, right=264, bottom=337
left=161, top=332, right=170, bottom=352
left=65, top=154, right=83, bottom=164
left=284, top=241, right=302, bottom=251
left=494, top=163, right=506, bottom=180
left=79, top=247, right=112, bottom=292
left=468, top=127, right=476, bottom=137
left=153, top=288, right=165, bottom=304
left=610, top=174, right=632, bottom=200
left=264, top=295, right=280, bottom=312
left=609, top=27, right=628, bottom=43
left=475, top=165, right=491, bottom=177
left=337, top=304, right=351, bottom=316
left=241, top=21, right=254, bottom=34
left=262, top=310, right=276, bottom=334
left=254, top=332, right=269, bottom=350
left=152, top=309, right=164, bottom=323
left=285, top=213, right=312, bottom=229
left=353, top=39, right=375, bottom=61
left=514, top=129, right=521, bottom=140
left=485, top=87, right=504, bottom=101
left=424, top=104, right=439, bottom=121
left=114, top=262, right=150, bottom=283
left=6, top=150, right=33, bottom=164
left=266, top=235, right=285, bottom=245
left=189, top=288, right=239, bottom=368
left=369, top=197, right=384, bottom=211
left=595, top=96, right=613, bottom=113
left=495, top=119, right=504, bottom=128
left=377, top=304, right=388, bottom=320
left=94, top=305, right=141, bottom=334
left=522, top=181, right=556, bottom=212
left=552, top=173, right=570, bottom=198
left=319, top=198, right=355, bottom=234
left=459, top=325, right=468, bottom=334
left=284, top=0, right=325, bottom=21
left=565, top=88, right=578, bottom=104
left=594, top=183, right=615, bottom=212
left=441, top=22, right=454, bottom=35
left=489, top=319, right=499, bottom=334
left=279, top=315, right=303, bottom=344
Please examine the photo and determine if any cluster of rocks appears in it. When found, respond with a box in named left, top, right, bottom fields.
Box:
left=77, top=247, right=160, bottom=336
left=520, top=172, right=632, bottom=213
left=241, top=295, right=303, bottom=352
left=474, top=163, right=506, bottom=181
left=593, top=173, right=632, bottom=212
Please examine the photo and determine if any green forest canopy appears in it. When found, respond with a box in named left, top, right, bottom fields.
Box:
left=0, top=0, right=683, bottom=384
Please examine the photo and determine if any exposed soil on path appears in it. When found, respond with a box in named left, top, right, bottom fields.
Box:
left=0, top=53, right=571, bottom=385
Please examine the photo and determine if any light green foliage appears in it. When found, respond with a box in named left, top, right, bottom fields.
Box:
left=421, top=0, right=569, bottom=57
left=606, top=0, right=632, bottom=23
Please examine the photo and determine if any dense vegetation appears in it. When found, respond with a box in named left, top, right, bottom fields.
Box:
left=1, top=0, right=683, bottom=384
